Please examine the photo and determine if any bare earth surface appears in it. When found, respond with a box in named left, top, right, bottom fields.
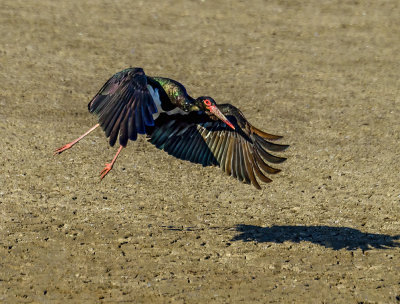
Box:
left=1, top=0, right=400, bottom=303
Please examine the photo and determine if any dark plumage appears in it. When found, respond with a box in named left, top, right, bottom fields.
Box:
left=55, top=67, right=288, bottom=189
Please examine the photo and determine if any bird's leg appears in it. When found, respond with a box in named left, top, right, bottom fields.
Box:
left=54, top=124, right=100, bottom=155
left=100, top=145, right=124, bottom=180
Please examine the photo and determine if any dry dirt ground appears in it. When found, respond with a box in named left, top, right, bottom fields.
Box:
left=1, top=0, right=400, bottom=303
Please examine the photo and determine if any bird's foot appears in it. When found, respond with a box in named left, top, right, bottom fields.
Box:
left=100, top=163, right=113, bottom=180
left=54, top=143, right=72, bottom=155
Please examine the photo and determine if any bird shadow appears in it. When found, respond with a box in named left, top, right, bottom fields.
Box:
left=231, top=224, right=400, bottom=251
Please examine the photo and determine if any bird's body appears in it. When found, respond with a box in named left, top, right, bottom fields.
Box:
left=146, top=76, right=193, bottom=119
left=55, top=67, right=288, bottom=189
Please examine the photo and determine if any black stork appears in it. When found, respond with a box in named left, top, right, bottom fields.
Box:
left=54, top=67, right=288, bottom=189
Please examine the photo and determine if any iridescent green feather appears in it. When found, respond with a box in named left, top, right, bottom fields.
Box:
left=150, top=77, right=195, bottom=111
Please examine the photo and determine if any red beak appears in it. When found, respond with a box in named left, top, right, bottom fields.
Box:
left=208, top=105, right=235, bottom=130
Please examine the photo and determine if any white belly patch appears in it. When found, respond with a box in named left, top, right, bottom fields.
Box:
left=147, top=84, right=189, bottom=119
left=166, top=107, right=188, bottom=116
left=147, top=85, right=163, bottom=120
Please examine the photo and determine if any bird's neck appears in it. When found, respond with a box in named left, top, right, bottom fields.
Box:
left=151, top=77, right=195, bottom=111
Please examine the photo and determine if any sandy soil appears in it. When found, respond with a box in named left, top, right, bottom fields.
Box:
left=1, top=0, right=400, bottom=303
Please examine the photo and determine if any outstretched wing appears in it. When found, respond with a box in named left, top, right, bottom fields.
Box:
left=149, top=104, right=288, bottom=189
left=88, top=67, right=158, bottom=147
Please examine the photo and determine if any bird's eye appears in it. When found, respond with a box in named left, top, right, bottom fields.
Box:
left=204, top=99, right=212, bottom=106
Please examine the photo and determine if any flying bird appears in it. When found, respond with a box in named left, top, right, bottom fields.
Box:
left=54, top=67, right=288, bottom=189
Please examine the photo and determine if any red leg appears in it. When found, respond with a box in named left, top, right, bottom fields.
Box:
left=100, top=145, right=124, bottom=180
left=54, top=124, right=100, bottom=155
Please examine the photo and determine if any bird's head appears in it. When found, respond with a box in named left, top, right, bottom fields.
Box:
left=195, top=96, right=235, bottom=130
